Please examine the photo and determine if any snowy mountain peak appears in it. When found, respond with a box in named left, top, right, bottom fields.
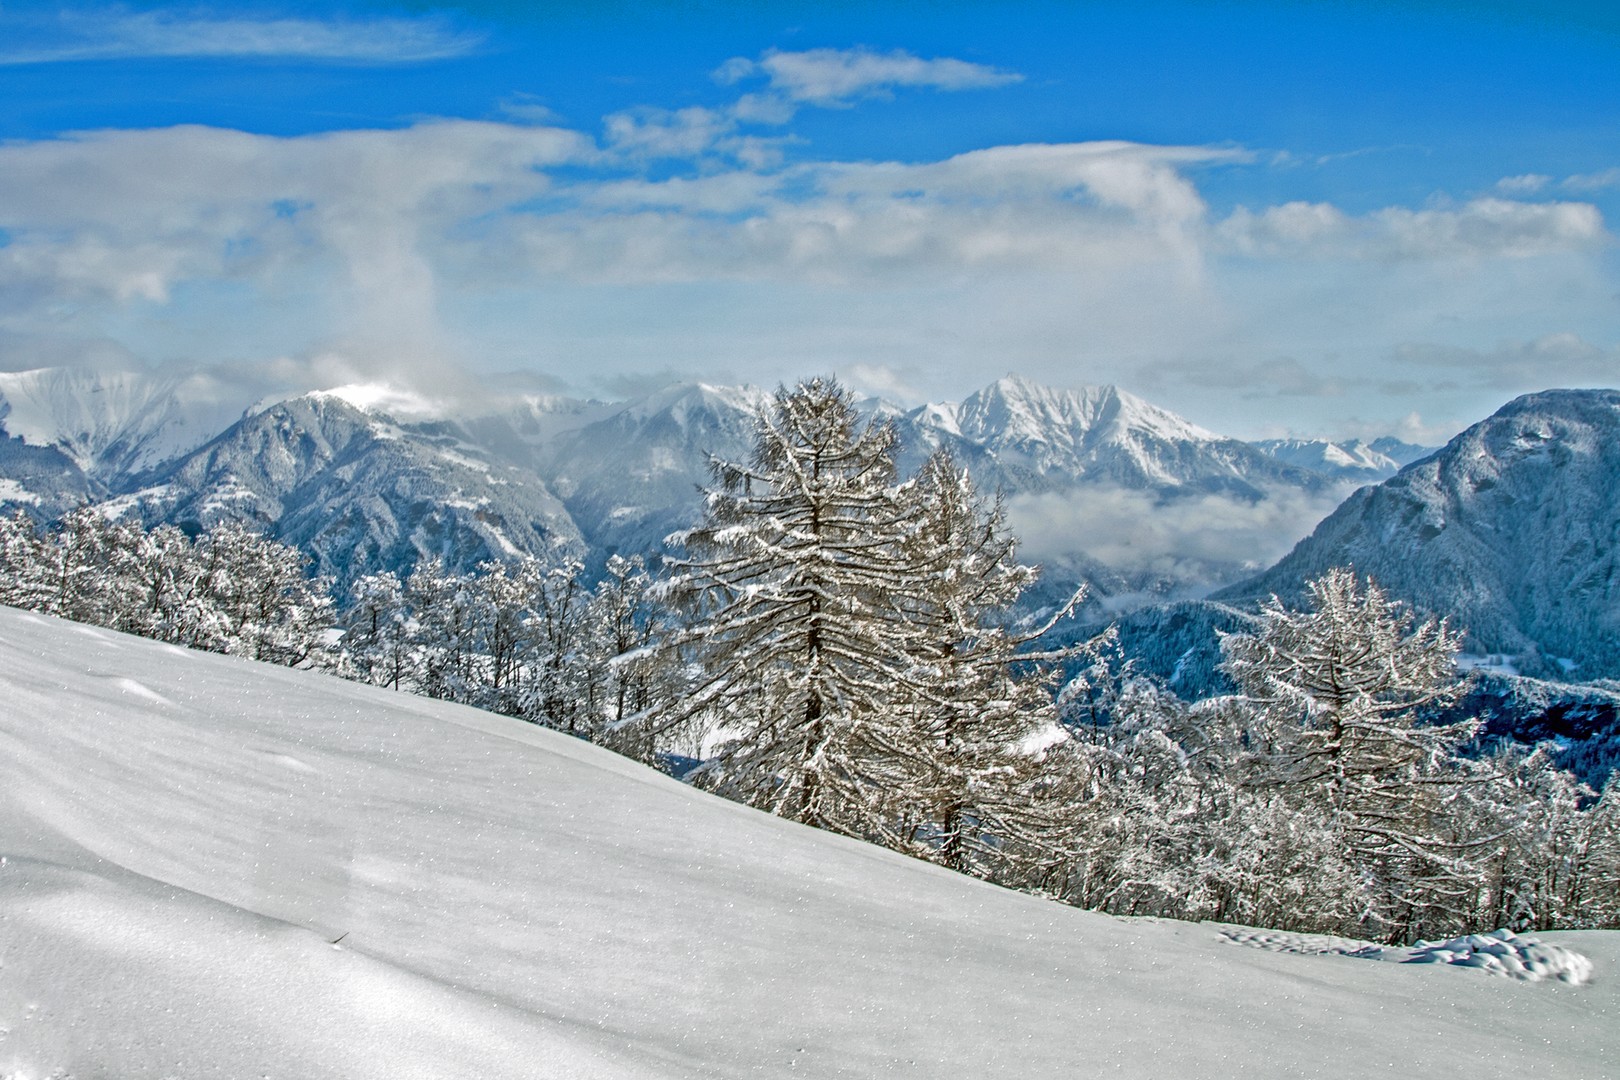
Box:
left=954, top=376, right=1219, bottom=450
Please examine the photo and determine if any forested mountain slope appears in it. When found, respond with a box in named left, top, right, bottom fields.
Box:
left=1217, top=389, right=1620, bottom=679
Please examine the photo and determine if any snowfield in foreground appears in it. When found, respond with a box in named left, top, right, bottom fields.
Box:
left=0, top=607, right=1613, bottom=1080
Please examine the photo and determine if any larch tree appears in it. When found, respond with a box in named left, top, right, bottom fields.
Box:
left=889, top=447, right=1086, bottom=876
left=1219, top=569, right=1481, bottom=941
left=661, top=377, right=924, bottom=838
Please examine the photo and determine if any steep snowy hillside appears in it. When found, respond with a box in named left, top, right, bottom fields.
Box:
left=1219, top=389, right=1620, bottom=679
left=0, top=606, right=1611, bottom=1079
left=122, top=393, right=583, bottom=588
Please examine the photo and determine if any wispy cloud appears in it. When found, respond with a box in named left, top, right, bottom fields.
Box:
left=1495, top=173, right=1552, bottom=195
left=0, top=8, right=483, bottom=66
left=1562, top=167, right=1620, bottom=193
left=715, top=47, right=1021, bottom=107
left=1218, top=197, right=1608, bottom=260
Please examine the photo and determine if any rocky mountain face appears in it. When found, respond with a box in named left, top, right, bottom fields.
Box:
left=111, top=393, right=584, bottom=591
left=1217, top=389, right=1620, bottom=680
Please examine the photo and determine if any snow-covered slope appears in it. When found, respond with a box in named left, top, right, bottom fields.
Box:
left=0, top=606, right=1611, bottom=1079
left=1219, top=389, right=1620, bottom=679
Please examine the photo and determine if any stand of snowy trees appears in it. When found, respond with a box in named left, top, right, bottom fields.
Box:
left=1, top=378, right=1616, bottom=944
left=336, top=552, right=667, bottom=757
left=1038, top=572, right=1620, bottom=941
left=0, top=506, right=332, bottom=665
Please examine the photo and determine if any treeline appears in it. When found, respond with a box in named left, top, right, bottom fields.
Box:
left=1, top=377, right=1616, bottom=944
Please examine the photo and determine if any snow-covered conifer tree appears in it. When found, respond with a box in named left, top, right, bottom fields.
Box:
left=1219, top=569, right=1480, bottom=940
left=888, top=448, right=1083, bottom=875
left=662, top=377, right=922, bottom=836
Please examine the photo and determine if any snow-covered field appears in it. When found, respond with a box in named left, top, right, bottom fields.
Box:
left=0, top=606, right=1613, bottom=1079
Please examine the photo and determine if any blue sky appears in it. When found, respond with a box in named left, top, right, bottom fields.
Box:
left=0, top=0, right=1616, bottom=439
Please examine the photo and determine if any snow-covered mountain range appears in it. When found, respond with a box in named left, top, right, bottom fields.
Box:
left=0, top=368, right=1397, bottom=595
left=1217, top=389, right=1620, bottom=680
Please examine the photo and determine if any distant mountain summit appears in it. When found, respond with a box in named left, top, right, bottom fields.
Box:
left=118, top=393, right=583, bottom=589
left=1249, top=436, right=1431, bottom=483
left=905, top=376, right=1319, bottom=496
left=0, top=367, right=253, bottom=484
left=1218, top=389, right=1620, bottom=679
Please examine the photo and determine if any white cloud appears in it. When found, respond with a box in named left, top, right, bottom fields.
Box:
left=488, top=141, right=1234, bottom=289
left=603, top=106, right=735, bottom=160
left=716, top=47, right=1020, bottom=106
left=1496, top=174, right=1552, bottom=195
left=0, top=121, right=586, bottom=385
left=0, top=101, right=1612, bottom=440
left=1561, top=167, right=1620, bottom=192
left=1006, top=484, right=1354, bottom=580
left=1218, top=197, right=1608, bottom=261
left=0, top=9, right=482, bottom=65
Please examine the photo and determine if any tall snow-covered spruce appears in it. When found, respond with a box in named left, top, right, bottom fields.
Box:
left=660, top=377, right=1080, bottom=858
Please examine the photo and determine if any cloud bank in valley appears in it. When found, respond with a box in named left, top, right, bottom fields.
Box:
left=1006, top=483, right=1360, bottom=587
